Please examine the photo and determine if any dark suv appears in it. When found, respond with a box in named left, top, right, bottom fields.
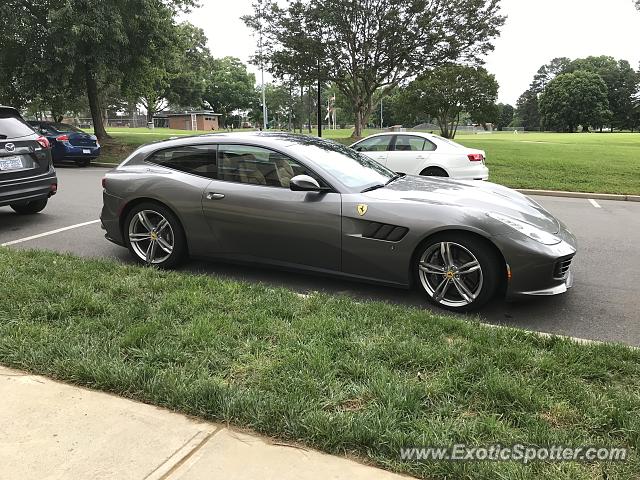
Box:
left=0, top=106, right=57, bottom=214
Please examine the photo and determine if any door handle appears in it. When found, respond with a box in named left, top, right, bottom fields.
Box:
left=206, top=192, right=225, bottom=200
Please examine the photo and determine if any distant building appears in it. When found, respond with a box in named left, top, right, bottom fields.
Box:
left=167, top=111, right=222, bottom=131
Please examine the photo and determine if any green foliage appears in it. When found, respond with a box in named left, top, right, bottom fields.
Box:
left=399, top=65, right=499, bottom=138
left=246, top=0, right=505, bottom=137
left=495, top=103, right=515, bottom=130
left=539, top=71, right=611, bottom=132
left=203, top=57, right=257, bottom=126
left=1, top=248, right=640, bottom=479
left=516, top=89, right=541, bottom=131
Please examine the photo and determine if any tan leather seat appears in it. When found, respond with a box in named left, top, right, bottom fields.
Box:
left=273, top=158, right=295, bottom=187
left=237, top=154, right=266, bottom=185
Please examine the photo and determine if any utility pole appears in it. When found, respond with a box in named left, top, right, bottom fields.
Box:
left=380, top=99, right=383, bottom=128
left=259, top=0, right=267, bottom=130
left=317, top=75, right=322, bottom=138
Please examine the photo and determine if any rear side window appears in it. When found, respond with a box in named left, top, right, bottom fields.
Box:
left=148, top=145, right=217, bottom=179
left=393, top=135, right=425, bottom=151
left=0, top=111, right=34, bottom=139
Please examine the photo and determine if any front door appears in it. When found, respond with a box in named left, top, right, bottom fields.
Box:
left=353, top=135, right=392, bottom=166
left=202, top=144, right=342, bottom=272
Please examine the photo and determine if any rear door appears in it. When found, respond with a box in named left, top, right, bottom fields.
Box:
left=0, top=109, right=50, bottom=181
left=385, top=135, right=435, bottom=175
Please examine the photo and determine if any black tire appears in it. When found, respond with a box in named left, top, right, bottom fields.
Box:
left=76, top=158, right=91, bottom=167
left=414, top=232, right=503, bottom=312
left=420, top=166, right=448, bottom=177
left=123, top=202, right=187, bottom=269
left=10, top=199, right=48, bottom=215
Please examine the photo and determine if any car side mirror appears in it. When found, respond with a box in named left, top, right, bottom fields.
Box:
left=290, top=174, right=324, bottom=192
left=353, top=146, right=362, bottom=152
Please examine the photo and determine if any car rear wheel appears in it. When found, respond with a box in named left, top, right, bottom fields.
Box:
left=124, top=203, right=186, bottom=268
left=10, top=199, right=48, bottom=215
left=415, top=233, right=501, bottom=312
left=420, top=166, right=448, bottom=177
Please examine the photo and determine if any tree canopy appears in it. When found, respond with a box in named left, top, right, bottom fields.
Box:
left=245, top=0, right=505, bottom=137
left=399, top=65, right=499, bottom=138
left=539, top=71, right=610, bottom=132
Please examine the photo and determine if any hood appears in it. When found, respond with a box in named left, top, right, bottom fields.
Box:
left=364, top=175, right=560, bottom=234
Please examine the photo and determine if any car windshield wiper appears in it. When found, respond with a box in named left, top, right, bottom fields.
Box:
left=385, top=172, right=406, bottom=185
left=360, top=183, right=385, bottom=193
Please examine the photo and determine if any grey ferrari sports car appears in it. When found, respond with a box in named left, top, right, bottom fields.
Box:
left=100, top=132, right=577, bottom=312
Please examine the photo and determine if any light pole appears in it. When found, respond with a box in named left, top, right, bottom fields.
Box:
left=259, top=0, right=268, bottom=130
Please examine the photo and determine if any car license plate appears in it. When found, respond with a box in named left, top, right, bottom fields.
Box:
left=0, top=156, right=23, bottom=171
left=83, top=149, right=91, bottom=154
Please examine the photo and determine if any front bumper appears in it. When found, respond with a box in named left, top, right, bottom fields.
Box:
left=493, top=225, right=577, bottom=300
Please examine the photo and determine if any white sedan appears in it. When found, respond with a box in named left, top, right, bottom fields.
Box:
left=350, top=132, right=489, bottom=180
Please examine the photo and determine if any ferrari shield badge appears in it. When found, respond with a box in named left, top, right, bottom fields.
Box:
left=357, top=204, right=368, bottom=216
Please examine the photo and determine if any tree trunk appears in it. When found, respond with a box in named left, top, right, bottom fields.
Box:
left=353, top=109, right=363, bottom=138
left=85, top=64, right=109, bottom=141
left=307, top=86, right=312, bottom=133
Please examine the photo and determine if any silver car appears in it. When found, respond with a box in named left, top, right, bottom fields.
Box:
left=100, top=133, right=577, bottom=312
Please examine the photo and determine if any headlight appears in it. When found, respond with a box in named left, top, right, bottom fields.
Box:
left=487, top=212, right=561, bottom=245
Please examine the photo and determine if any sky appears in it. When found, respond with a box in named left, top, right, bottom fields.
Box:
left=187, top=0, right=640, bottom=105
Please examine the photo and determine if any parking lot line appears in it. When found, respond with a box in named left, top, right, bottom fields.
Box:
left=588, top=199, right=601, bottom=208
left=1, top=220, right=100, bottom=247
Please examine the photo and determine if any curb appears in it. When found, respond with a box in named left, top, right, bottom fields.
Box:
left=516, top=188, right=640, bottom=202
left=86, top=165, right=638, bottom=202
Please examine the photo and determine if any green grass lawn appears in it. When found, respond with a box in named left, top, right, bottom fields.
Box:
left=1, top=248, right=638, bottom=479
left=99, top=128, right=640, bottom=195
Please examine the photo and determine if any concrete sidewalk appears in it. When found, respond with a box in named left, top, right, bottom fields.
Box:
left=0, top=365, right=410, bottom=480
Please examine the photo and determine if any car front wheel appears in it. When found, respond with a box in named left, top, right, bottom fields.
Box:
left=10, top=199, right=48, bottom=215
left=124, top=203, right=186, bottom=268
left=416, top=233, right=501, bottom=312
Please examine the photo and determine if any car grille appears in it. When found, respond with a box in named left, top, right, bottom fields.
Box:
left=362, top=222, right=409, bottom=242
left=553, top=256, right=574, bottom=279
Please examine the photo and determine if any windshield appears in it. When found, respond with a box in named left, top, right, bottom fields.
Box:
left=291, top=138, right=395, bottom=191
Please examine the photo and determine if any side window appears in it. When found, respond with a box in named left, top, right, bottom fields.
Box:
left=423, top=139, right=437, bottom=151
left=217, top=144, right=320, bottom=188
left=393, top=135, right=426, bottom=151
left=148, top=145, right=217, bottom=179
left=354, top=136, right=392, bottom=152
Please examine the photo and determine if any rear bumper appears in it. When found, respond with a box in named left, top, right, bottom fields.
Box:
left=448, top=164, right=489, bottom=181
left=53, top=144, right=101, bottom=161
left=0, top=167, right=57, bottom=207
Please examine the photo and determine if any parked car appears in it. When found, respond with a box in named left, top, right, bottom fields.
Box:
left=0, top=107, right=57, bottom=214
left=101, top=133, right=576, bottom=312
left=350, top=132, right=489, bottom=180
left=28, top=121, right=100, bottom=167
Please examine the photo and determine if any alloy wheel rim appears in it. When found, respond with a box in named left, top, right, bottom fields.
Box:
left=418, top=241, right=483, bottom=307
left=128, top=210, right=174, bottom=264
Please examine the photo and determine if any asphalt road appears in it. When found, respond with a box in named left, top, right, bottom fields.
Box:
left=2, top=166, right=639, bottom=346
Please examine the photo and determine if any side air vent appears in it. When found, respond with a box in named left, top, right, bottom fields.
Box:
left=363, top=222, right=409, bottom=242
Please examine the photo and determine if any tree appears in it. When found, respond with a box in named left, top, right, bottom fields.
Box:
left=203, top=57, right=257, bottom=128
left=495, top=103, right=514, bottom=130
left=122, top=22, right=212, bottom=122
left=530, top=57, right=571, bottom=94
left=515, top=89, right=541, bottom=130
left=399, top=65, right=499, bottom=138
left=2, top=0, right=196, bottom=141
left=539, top=71, right=610, bottom=132
left=566, top=56, right=638, bottom=130
left=246, top=0, right=505, bottom=137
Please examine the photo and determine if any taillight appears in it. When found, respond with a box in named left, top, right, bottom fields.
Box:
left=101, top=177, right=107, bottom=189
left=49, top=183, right=58, bottom=195
left=36, top=135, right=50, bottom=149
left=468, top=153, right=484, bottom=162
left=56, top=134, right=69, bottom=142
